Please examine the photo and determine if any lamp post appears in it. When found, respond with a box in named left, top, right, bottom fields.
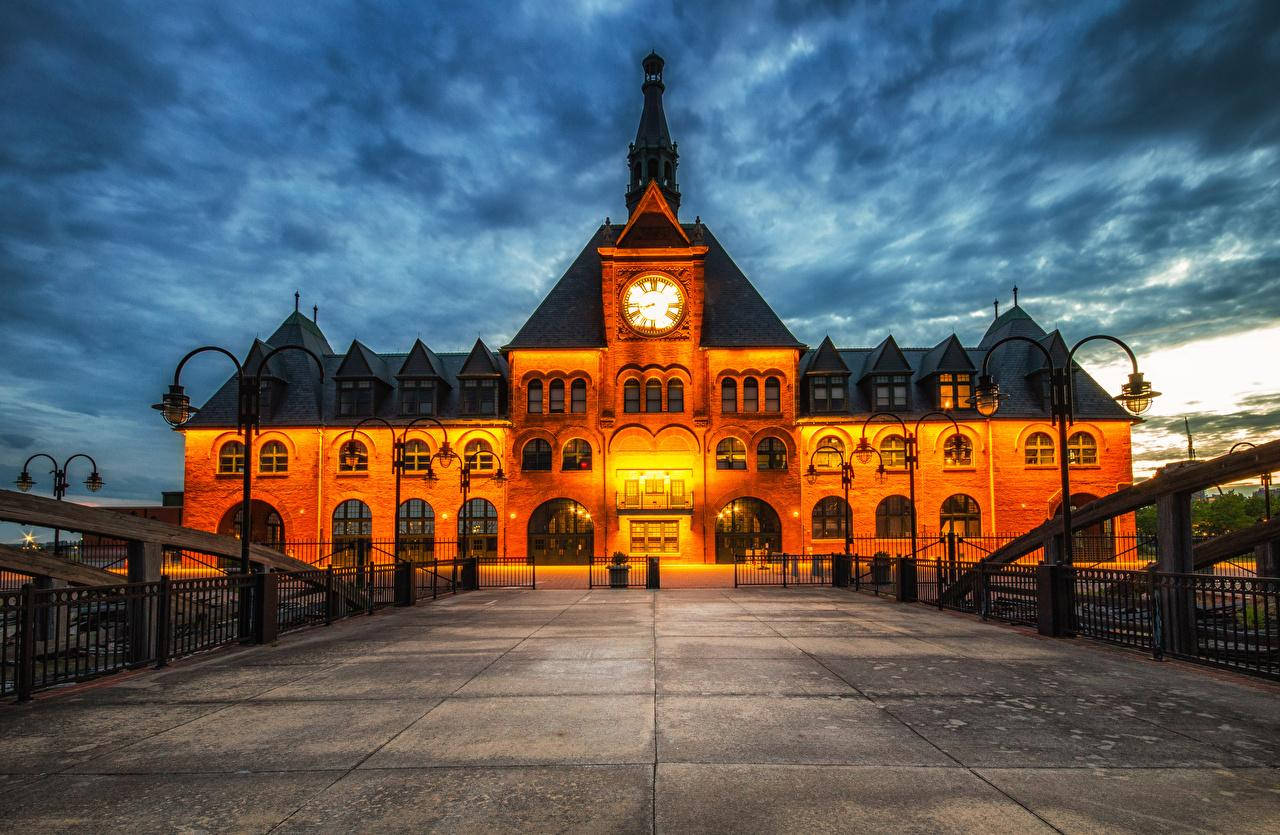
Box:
left=853, top=411, right=966, bottom=560
left=1228, top=442, right=1272, bottom=521
left=15, top=452, right=104, bottom=559
left=971, top=334, right=1158, bottom=564
left=804, top=445, right=861, bottom=555
left=403, top=418, right=505, bottom=561
left=154, top=344, right=324, bottom=574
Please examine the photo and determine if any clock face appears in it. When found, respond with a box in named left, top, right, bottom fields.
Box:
left=622, top=274, right=686, bottom=336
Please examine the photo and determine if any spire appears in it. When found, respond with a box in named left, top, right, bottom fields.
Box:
left=626, top=51, right=680, bottom=217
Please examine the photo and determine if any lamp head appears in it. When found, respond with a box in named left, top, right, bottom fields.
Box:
left=423, top=461, right=437, bottom=482
left=805, top=463, right=818, bottom=486
left=15, top=471, right=34, bottom=493
left=972, top=374, right=1000, bottom=417
left=493, top=467, right=506, bottom=484
left=341, top=441, right=363, bottom=469
left=84, top=471, right=104, bottom=493
left=1117, top=371, right=1159, bottom=415
left=854, top=438, right=873, bottom=465
left=152, top=384, right=195, bottom=427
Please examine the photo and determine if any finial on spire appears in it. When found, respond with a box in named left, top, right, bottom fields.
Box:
left=312, top=304, right=318, bottom=323
left=294, top=290, right=300, bottom=312
left=1012, top=285, right=1019, bottom=306
left=993, top=298, right=999, bottom=320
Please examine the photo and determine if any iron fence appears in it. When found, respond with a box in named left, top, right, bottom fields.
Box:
left=589, top=556, right=651, bottom=589
left=477, top=557, right=536, bottom=589
left=1072, top=567, right=1154, bottom=650
left=1152, top=571, right=1279, bottom=679
left=733, top=554, right=834, bottom=587
left=851, top=553, right=897, bottom=597
left=281, top=539, right=463, bottom=567
left=412, top=559, right=466, bottom=598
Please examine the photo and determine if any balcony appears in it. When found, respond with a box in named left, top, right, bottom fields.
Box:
left=616, top=490, right=693, bottom=514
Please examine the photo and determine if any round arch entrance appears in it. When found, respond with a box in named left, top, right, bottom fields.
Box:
left=217, top=500, right=284, bottom=548
left=528, top=499, right=594, bottom=564
left=715, top=497, right=781, bottom=563
left=1053, top=493, right=1115, bottom=563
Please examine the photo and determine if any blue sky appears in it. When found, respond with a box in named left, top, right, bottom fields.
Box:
left=1, top=0, right=1277, bottom=518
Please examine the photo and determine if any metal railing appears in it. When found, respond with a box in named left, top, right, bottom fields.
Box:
left=477, top=557, right=536, bottom=589
left=734, top=554, right=834, bottom=587
left=589, top=556, right=652, bottom=589
left=615, top=491, right=693, bottom=511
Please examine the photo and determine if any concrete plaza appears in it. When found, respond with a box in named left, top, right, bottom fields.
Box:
left=0, top=588, right=1277, bottom=833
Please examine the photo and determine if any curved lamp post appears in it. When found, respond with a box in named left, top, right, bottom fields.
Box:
left=852, top=411, right=966, bottom=560
left=1228, top=441, right=1272, bottom=521
left=15, top=452, right=104, bottom=558
left=971, top=334, right=1158, bottom=564
left=154, top=344, right=324, bottom=573
left=804, top=444, right=855, bottom=555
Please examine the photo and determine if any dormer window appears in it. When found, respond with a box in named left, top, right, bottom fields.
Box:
left=873, top=375, right=908, bottom=410
left=338, top=380, right=374, bottom=417
left=400, top=379, right=435, bottom=416
left=810, top=375, right=846, bottom=412
left=937, top=373, right=972, bottom=411
left=461, top=379, right=498, bottom=416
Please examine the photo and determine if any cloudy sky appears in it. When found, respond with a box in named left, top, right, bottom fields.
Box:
left=1, top=0, right=1277, bottom=518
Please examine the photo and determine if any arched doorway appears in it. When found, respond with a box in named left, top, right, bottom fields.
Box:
left=715, top=498, right=781, bottom=563
left=1053, top=493, right=1115, bottom=564
left=217, top=500, right=285, bottom=548
left=528, top=499, right=594, bottom=564
left=458, top=498, right=498, bottom=557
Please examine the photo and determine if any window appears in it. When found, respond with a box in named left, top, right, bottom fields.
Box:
left=874, top=375, right=909, bottom=410
left=876, top=495, right=913, bottom=537
left=398, top=499, right=435, bottom=537
left=259, top=440, right=288, bottom=474
left=756, top=437, right=787, bottom=470
left=938, top=373, right=972, bottom=411
left=218, top=441, right=245, bottom=474
left=630, top=520, right=680, bottom=554
left=571, top=379, right=586, bottom=413
left=465, top=439, right=495, bottom=472
left=1025, top=432, right=1055, bottom=465
left=715, top=437, right=747, bottom=470
left=527, top=380, right=543, bottom=414
left=811, top=374, right=846, bottom=412
left=881, top=434, right=908, bottom=469
left=332, top=499, right=372, bottom=537
left=400, top=379, right=435, bottom=415
left=461, top=379, right=498, bottom=415
left=813, top=436, right=844, bottom=470
left=258, top=381, right=275, bottom=416
left=549, top=379, right=565, bottom=413
left=667, top=379, right=684, bottom=412
left=1068, top=432, right=1098, bottom=465
left=812, top=496, right=850, bottom=540
left=645, top=379, right=662, bottom=412
left=940, top=494, right=981, bottom=537
left=458, top=498, right=499, bottom=535
left=402, top=439, right=432, bottom=473
left=562, top=439, right=592, bottom=470
left=522, top=439, right=552, bottom=471
left=742, top=378, right=759, bottom=412
left=338, top=439, right=368, bottom=472
left=943, top=434, right=973, bottom=467
left=623, top=379, right=641, bottom=413
left=721, top=378, right=737, bottom=413
left=764, top=377, right=781, bottom=412
left=338, top=380, right=374, bottom=416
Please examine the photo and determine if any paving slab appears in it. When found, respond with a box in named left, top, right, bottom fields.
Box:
left=252, top=654, right=496, bottom=700
left=657, top=655, right=857, bottom=696
left=820, top=656, right=1060, bottom=697
left=656, top=635, right=806, bottom=659
left=509, top=634, right=655, bottom=659
left=454, top=656, right=654, bottom=696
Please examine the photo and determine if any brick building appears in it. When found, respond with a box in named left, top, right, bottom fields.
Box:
left=178, top=53, right=1136, bottom=565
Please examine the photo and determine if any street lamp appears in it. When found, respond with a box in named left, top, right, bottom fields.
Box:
left=14, top=452, right=104, bottom=558
left=856, top=411, right=966, bottom=560
left=414, top=422, right=505, bottom=561
left=805, top=445, right=856, bottom=555
left=1228, top=442, right=1272, bottom=521
left=154, top=344, right=324, bottom=574
left=972, top=334, right=1158, bottom=564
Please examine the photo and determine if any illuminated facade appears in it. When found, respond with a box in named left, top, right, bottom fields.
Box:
left=179, top=53, right=1136, bottom=564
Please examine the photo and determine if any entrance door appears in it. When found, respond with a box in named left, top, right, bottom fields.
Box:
left=714, top=498, right=782, bottom=563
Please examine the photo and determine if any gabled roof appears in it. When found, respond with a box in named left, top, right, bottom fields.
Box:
left=615, top=181, right=689, bottom=248
left=805, top=335, right=850, bottom=375
left=334, top=339, right=392, bottom=384
left=244, top=339, right=286, bottom=380
left=458, top=338, right=503, bottom=377
left=397, top=338, right=445, bottom=380
left=918, top=334, right=975, bottom=377
left=266, top=310, right=334, bottom=357
left=859, top=335, right=912, bottom=380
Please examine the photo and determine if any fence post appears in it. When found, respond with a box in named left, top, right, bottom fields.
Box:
left=462, top=557, right=478, bottom=591
left=946, top=531, right=958, bottom=585
left=531, top=556, right=537, bottom=591
left=395, top=561, right=415, bottom=607
left=833, top=554, right=851, bottom=588
left=853, top=554, right=861, bottom=591
left=16, top=583, right=36, bottom=702
left=255, top=571, right=280, bottom=644
left=1036, top=560, right=1072, bottom=637
left=155, top=575, right=172, bottom=668
left=977, top=564, right=990, bottom=619
left=782, top=554, right=788, bottom=588
left=324, top=565, right=335, bottom=625
left=647, top=557, right=660, bottom=590
left=897, top=557, right=917, bottom=603
left=935, top=557, right=944, bottom=609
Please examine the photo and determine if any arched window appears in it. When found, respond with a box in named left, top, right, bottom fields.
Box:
left=224, top=501, right=284, bottom=546
left=881, top=435, right=907, bottom=469
left=549, top=379, right=565, bottom=413
left=645, top=379, right=662, bottom=412
left=338, top=440, right=368, bottom=472
left=465, top=439, right=495, bottom=472
left=458, top=498, right=498, bottom=535
left=398, top=499, right=435, bottom=560
left=875, top=495, right=912, bottom=538
left=1068, top=432, right=1098, bottom=465
left=571, top=379, right=587, bottom=413
left=527, top=380, right=543, bottom=414
left=813, top=436, right=844, bottom=470
left=623, top=379, right=641, bottom=413
left=742, top=378, right=759, bottom=412
left=528, top=499, right=594, bottom=563
left=562, top=439, right=592, bottom=471
left=943, top=434, right=973, bottom=467
left=332, top=499, right=372, bottom=566
left=1025, top=432, right=1055, bottom=465
left=259, top=441, right=287, bottom=474
left=721, top=378, right=737, bottom=413
left=812, top=496, right=850, bottom=540
left=715, top=498, right=782, bottom=563
left=402, top=439, right=432, bottom=473
left=940, top=494, right=981, bottom=537
left=715, top=437, right=747, bottom=470
left=764, top=376, right=781, bottom=412
left=667, top=379, right=684, bottom=412
left=522, top=439, right=552, bottom=471
left=756, top=437, right=787, bottom=470
left=218, top=441, right=244, bottom=474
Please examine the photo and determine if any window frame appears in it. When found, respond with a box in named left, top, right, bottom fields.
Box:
left=521, top=438, right=553, bottom=471
left=881, top=434, right=908, bottom=470
left=764, top=376, right=781, bottom=412
left=812, top=496, right=850, bottom=541
left=259, top=440, right=288, bottom=474
left=756, top=436, right=788, bottom=470
left=526, top=379, right=543, bottom=414
left=562, top=439, right=592, bottom=471
left=402, top=439, right=432, bottom=473
left=645, top=379, right=663, bottom=413
left=667, top=379, right=684, bottom=413
left=742, top=377, right=759, bottom=412
left=218, top=441, right=245, bottom=474
left=548, top=379, right=565, bottom=413
left=942, top=434, right=973, bottom=468
left=338, top=439, right=369, bottom=473
left=1025, top=432, right=1055, bottom=466
left=937, top=372, right=973, bottom=411
left=623, top=379, right=641, bottom=413
left=721, top=378, right=737, bottom=413
left=338, top=379, right=374, bottom=417
left=1067, top=431, right=1098, bottom=466
left=570, top=379, right=587, bottom=413
left=464, top=439, right=496, bottom=472
left=715, top=437, right=747, bottom=470
left=399, top=378, right=435, bottom=416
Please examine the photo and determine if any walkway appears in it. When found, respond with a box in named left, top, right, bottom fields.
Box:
left=1, top=589, right=1277, bottom=832
left=532, top=563, right=735, bottom=589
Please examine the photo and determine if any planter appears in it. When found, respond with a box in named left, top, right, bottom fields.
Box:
left=608, top=564, right=631, bottom=588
